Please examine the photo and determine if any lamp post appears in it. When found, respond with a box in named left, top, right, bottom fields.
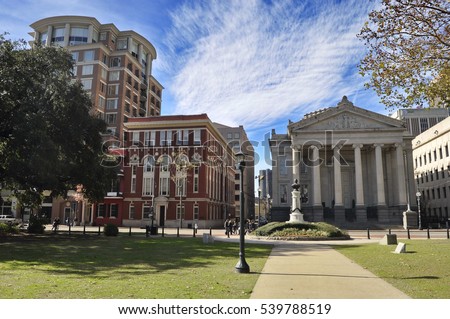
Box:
left=235, top=152, right=250, bottom=273
left=416, top=191, right=422, bottom=230
left=257, top=188, right=261, bottom=226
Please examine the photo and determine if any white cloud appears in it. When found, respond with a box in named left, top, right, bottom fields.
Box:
left=162, top=0, right=377, bottom=129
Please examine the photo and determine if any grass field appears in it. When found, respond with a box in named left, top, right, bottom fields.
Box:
left=335, top=240, right=450, bottom=299
left=0, top=235, right=272, bottom=299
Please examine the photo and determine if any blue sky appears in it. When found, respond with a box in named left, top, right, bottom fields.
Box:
left=0, top=0, right=387, bottom=176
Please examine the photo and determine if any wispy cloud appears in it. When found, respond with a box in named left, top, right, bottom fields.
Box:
left=161, top=0, right=377, bottom=130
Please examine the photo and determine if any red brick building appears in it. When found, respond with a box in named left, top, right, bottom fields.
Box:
left=92, top=114, right=237, bottom=228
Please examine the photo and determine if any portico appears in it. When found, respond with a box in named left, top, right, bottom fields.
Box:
left=270, top=97, right=416, bottom=227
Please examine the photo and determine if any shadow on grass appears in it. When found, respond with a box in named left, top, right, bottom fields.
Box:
left=0, top=234, right=271, bottom=278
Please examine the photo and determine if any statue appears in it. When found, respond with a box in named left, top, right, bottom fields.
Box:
left=288, top=179, right=305, bottom=223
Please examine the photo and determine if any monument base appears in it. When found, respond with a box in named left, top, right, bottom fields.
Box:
left=287, top=212, right=305, bottom=223
left=402, top=209, right=418, bottom=230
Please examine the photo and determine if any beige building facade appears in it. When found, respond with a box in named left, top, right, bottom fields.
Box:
left=412, top=116, right=450, bottom=227
left=270, top=97, right=416, bottom=227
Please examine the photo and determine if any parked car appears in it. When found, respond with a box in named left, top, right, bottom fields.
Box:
left=0, top=215, right=21, bottom=226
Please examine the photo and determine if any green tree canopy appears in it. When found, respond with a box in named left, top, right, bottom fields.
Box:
left=358, top=0, right=450, bottom=109
left=0, top=34, right=116, bottom=207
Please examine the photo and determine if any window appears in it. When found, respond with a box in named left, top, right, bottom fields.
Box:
left=160, top=130, right=172, bottom=146
left=160, top=177, right=169, bottom=196
left=106, top=99, right=118, bottom=110
left=159, top=155, right=171, bottom=196
left=110, top=204, right=118, bottom=218
left=71, top=52, right=79, bottom=62
left=108, top=85, right=119, bottom=96
left=193, top=205, right=199, bottom=221
left=105, top=113, right=117, bottom=124
left=142, top=156, right=155, bottom=196
left=183, top=129, right=189, bottom=145
left=129, top=204, right=135, bottom=219
left=131, top=165, right=137, bottom=193
left=80, top=79, right=92, bottom=90
left=144, top=131, right=155, bottom=146
left=420, top=118, right=429, bottom=133
left=143, top=205, right=152, bottom=219
left=193, top=166, right=199, bottom=193
left=84, top=50, right=94, bottom=61
left=176, top=204, right=185, bottom=220
left=39, top=32, right=48, bottom=45
left=69, top=27, right=88, bottom=45
left=142, top=174, right=154, bottom=196
left=82, top=65, right=93, bottom=75
left=110, top=57, right=121, bottom=67
left=109, top=71, right=120, bottom=81
left=98, top=96, right=106, bottom=108
left=100, top=32, right=107, bottom=41
left=51, top=27, right=65, bottom=45
left=194, top=129, right=201, bottom=145
left=130, top=40, right=138, bottom=58
left=101, top=68, right=107, bottom=80
left=117, top=38, right=128, bottom=50
left=234, top=132, right=240, bottom=139
left=100, top=82, right=106, bottom=94
left=97, top=204, right=105, bottom=217
left=125, top=102, right=130, bottom=113
left=132, top=132, right=140, bottom=145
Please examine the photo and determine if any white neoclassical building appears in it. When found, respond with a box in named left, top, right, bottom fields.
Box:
left=269, top=97, right=417, bottom=227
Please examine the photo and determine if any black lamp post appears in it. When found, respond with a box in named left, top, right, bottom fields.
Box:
left=235, top=152, right=250, bottom=273
left=416, top=191, right=422, bottom=230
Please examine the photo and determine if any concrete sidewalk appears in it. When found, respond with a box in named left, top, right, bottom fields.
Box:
left=249, top=241, right=410, bottom=299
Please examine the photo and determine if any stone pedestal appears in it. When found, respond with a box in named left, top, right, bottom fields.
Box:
left=402, top=209, right=418, bottom=229
left=288, top=180, right=305, bottom=224
left=380, top=234, right=397, bottom=245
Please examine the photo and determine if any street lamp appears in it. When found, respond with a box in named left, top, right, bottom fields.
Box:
left=235, top=152, right=250, bottom=273
left=416, top=191, right=422, bottom=230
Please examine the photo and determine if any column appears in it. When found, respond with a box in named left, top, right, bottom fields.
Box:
left=353, top=144, right=367, bottom=223
left=312, top=145, right=322, bottom=206
left=46, top=25, right=53, bottom=46
left=395, top=143, right=407, bottom=206
left=63, top=23, right=70, bottom=47
left=374, top=144, right=386, bottom=205
left=353, top=144, right=364, bottom=206
left=291, top=146, right=300, bottom=183
left=333, top=146, right=343, bottom=206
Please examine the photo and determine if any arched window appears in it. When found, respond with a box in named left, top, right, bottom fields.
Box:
left=142, top=156, right=155, bottom=196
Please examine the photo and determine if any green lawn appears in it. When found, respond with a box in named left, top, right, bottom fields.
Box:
left=0, top=235, right=272, bottom=299
left=335, top=240, right=450, bottom=298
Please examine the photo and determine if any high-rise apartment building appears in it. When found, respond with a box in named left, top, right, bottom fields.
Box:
left=29, top=16, right=163, bottom=142
left=214, top=123, right=255, bottom=220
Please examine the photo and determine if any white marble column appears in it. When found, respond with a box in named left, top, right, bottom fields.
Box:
left=292, top=146, right=300, bottom=183
left=374, top=143, right=386, bottom=205
left=395, top=143, right=407, bottom=206
left=311, top=145, right=322, bottom=206
left=353, top=144, right=364, bottom=206
left=333, top=146, right=343, bottom=206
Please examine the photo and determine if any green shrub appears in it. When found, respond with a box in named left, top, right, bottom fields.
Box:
left=27, top=214, right=46, bottom=234
left=253, top=221, right=348, bottom=239
left=104, top=224, right=119, bottom=236
left=0, top=223, right=10, bottom=236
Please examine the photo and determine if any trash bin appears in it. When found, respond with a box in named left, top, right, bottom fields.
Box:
left=150, top=226, right=158, bottom=235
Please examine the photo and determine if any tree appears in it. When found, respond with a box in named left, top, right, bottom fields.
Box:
left=0, top=34, right=116, bottom=208
left=358, top=0, right=450, bottom=109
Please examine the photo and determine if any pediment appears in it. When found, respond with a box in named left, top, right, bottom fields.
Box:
left=289, top=97, right=405, bottom=133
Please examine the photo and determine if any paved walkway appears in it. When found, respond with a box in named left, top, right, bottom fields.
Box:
left=213, top=235, right=410, bottom=299
left=248, top=240, right=410, bottom=299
